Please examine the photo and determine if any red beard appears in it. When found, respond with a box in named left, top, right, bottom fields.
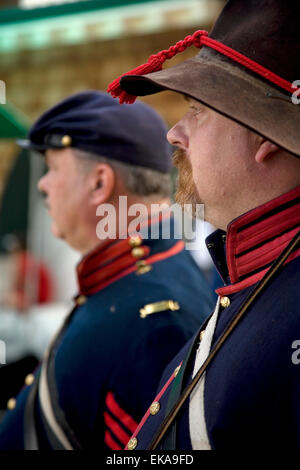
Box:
left=172, top=148, right=202, bottom=219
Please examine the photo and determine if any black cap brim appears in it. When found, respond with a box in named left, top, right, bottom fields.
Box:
left=16, top=139, right=48, bottom=153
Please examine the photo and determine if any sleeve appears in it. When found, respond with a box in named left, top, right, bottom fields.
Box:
left=0, top=385, right=30, bottom=450
left=103, top=325, right=193, bottom=450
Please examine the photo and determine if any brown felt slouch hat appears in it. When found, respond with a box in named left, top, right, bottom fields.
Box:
left=118, top=0, right=300, bottom=157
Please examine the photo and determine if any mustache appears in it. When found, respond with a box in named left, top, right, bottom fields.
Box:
left=172, top=147, right=201, bottom=219
left=172, top=148, right=195, bottom=199
left=172, top=148, right=187, bottom=168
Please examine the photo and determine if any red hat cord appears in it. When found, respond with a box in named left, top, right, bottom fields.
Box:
left=107, top=29, right=299, bottom=104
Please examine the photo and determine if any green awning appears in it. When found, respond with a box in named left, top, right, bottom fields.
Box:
left=0, top=103, right=29, bottom=139
left=0, top=0, right=166, bottom=25
left=0, top=148, right=31, bottom=252
left=0, top=0, right=221, bottom=53
left=0, top=103, right=30, bottom=251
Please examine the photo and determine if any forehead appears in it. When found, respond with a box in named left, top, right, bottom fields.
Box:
left=185, top=95, right=244, bottom=124
left=45, top=147, right=74, bottom=164
left=183, top=95, right=208, bottom=108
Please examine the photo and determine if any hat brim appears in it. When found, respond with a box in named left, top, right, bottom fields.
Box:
left=16, top=139, right=47, bottom=153
left=120, top=55, right=300, bottom=157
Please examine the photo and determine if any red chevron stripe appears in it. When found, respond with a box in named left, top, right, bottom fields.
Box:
left=104, top=430, right=122, bottom=450
left=104, top=411, right=131, bottom=446
left=106, top=392, right=138, bottom=434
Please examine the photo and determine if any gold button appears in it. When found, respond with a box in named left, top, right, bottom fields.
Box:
left=76, top=295, right=87, bottom=305
left=61, top=135, right=72, bottom=146
left=200, top=330, right=205, bottom=341
left=149, top=401, right=160, bottom=415
left=131, top=247, right=145, bottom=259
left=136, top=260, right=152, bottom=275
left=174, top=365, right=181, bottom=378
left=127, top=437, right=138, bottom=450
left=220, top=296, right=230, bottom=308
left=7, top=398, right=16, bottom=410
left=129, top=236, right=142, bottom=248
left=25, top=374, right=34, bottom=386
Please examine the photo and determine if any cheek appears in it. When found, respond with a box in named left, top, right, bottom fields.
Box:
left=48, top=177, right=74, bottom=214
left=49, top=179, right=65, bottom=203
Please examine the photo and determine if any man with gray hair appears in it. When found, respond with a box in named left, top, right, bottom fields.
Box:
left=0, top=90, right=213, bottom=450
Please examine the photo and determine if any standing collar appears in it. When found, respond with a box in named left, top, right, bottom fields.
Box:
left=75, top=211, right=184, bottom=297
left=206, top=186, right=300, bottom=295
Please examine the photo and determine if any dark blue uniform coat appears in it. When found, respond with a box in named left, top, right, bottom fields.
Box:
left=126, top=187, right=300, bottom=450
left=0, top=216, right=213, bottom=450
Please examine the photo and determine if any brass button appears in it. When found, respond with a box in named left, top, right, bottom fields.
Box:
left=149, top=401, right=160, bottom=415
left=25, top=374, right=34, bottom=386
left=127, top=437, right=138, bottom=450
left=200, top=330, right=205, bottom=341
left=174, top=365, right=181, bottom=378
left=220, top=296, right=231, bottom=308
left=61, top=135, right=72, bottom=146
left=131, top=247, right=145, bottom=259
left=7, top=398, right=16, bottom=410
left=136, top=260, right=152, bottom=275
left=129, top=236, right=142, bottom=248
left=76, top=295, right=87, bottom=305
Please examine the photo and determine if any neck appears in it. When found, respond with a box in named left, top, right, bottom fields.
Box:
left=78, top=196, right=171, bottom=256
left=212, top=183, right=300, bottom=231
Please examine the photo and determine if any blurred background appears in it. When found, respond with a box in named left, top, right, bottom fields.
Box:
left=0, top=0, right=224, bottom=414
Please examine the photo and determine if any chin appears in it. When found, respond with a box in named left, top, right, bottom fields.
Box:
left=51, top=223, right=65, bottom=239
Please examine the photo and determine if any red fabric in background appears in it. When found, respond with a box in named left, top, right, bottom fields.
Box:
left=15, top=251, right=54, bottom=308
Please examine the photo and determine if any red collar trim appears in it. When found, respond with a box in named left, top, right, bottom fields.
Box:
left=76, top=212, right=184, bottom=296
left=216, top=186, right=300, bottom=296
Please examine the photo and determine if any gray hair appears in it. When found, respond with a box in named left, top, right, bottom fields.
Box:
left=73, top=148, right=171, bottom=198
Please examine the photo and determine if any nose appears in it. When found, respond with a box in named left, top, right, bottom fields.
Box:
left=37, top=173, right=48, bottom=194
left=167, top=121, right=188, bottom=150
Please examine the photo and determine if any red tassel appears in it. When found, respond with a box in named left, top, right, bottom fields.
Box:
left=107, top=55, right=165, bottom=104
left=108, top=28, right=299, bottom=104
left=107, top=30, right=208, bottom=104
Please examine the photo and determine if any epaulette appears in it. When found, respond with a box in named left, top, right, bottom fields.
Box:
left=139, top=300, right=180, bottom=319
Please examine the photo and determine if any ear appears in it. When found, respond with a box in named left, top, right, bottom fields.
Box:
left=89, top=163, right=115, bottom=205
left=255, top=140, right=280, bottom=163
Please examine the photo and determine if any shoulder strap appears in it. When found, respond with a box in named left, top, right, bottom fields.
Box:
left=160, top=312, right=214, bottom=450
left=148, top=229, right=300, bottom=450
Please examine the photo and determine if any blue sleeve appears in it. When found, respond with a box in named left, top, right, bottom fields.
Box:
left=0, top=386, right=30, bottom=450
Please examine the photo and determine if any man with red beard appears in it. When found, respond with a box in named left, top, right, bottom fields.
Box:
left=108, top=0, right=300, bottom=450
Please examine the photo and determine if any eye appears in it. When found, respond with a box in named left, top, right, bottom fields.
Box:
left=189, top=105, right=203, bottom=115
left=47, top=160, right=58, bottom=171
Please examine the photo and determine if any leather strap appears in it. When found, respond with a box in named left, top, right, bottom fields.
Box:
left=160, top=313, right=213, bottom=450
